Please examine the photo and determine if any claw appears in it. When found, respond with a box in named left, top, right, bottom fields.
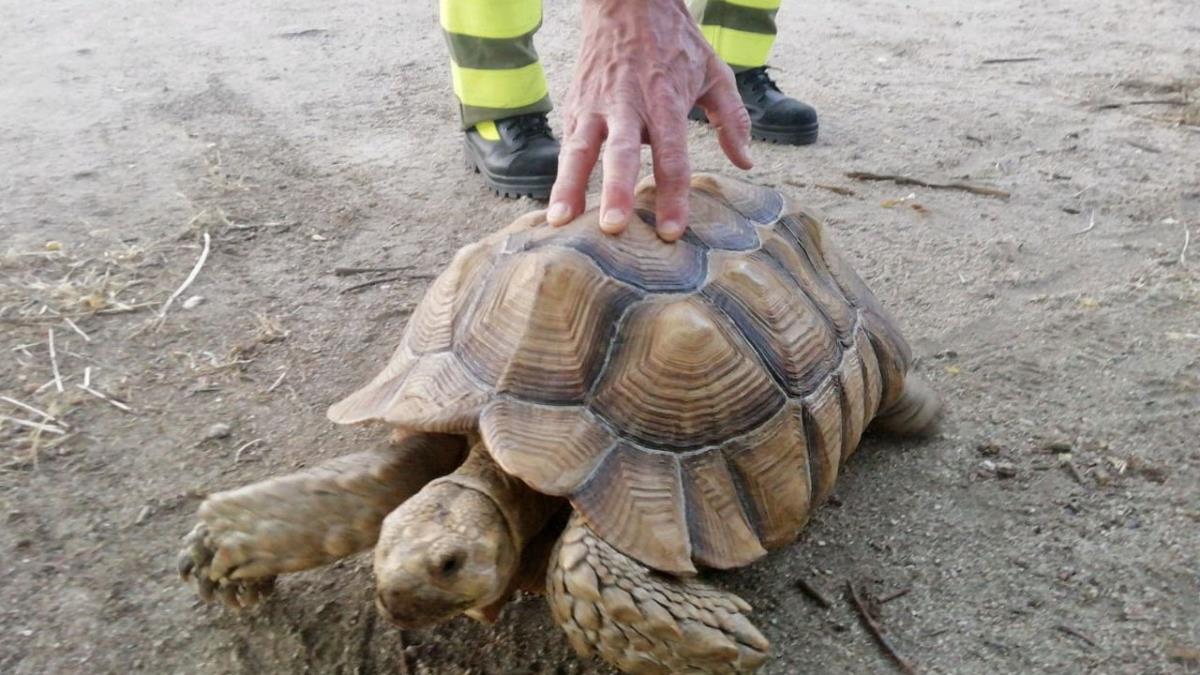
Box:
left=217, top=582, right=238, bottom=607
left=178, top=520, right=278, bottom=608
left=177, top=549, right=195, bottom=581
left=196, top=574, right=217, bottom=602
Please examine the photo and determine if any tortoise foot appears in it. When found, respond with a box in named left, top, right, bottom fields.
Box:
left=548, top=513, right=769, bottom=674
left=177, top=522, right=277, bottom=608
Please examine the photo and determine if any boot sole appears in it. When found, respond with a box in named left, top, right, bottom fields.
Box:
left=463, top=143, right=555, bottom=201
left=688, top=110, right=819, bottom=146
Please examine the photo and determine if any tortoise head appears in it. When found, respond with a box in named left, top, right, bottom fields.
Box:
left=373, top=479, right=518, bottom=628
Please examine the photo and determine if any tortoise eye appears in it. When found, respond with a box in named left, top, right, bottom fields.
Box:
left=436, top=552, right=464, bottom=576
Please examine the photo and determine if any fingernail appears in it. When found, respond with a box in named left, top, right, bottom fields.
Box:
left=601, top=209, right=627, bottom=229
left=743, top=144, right=754, bottom=164
left=547, top=202, right=570, bottom=224
left=660, top=220, right=685, bottom=241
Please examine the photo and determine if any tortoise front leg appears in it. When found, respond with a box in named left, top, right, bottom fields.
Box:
left=178, top=432, right=466, bottom=608
left=547, top=512, right=769, bottom=674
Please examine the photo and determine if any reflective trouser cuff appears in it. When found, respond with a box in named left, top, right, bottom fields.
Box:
left=459, top=94, right=553, bottom=130
left=691, top=0, right=781, bottom=70
left=441, top=0, right=552, bottom=129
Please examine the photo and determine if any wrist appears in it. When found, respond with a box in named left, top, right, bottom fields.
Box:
left=581, top=0, right=688, bottom=18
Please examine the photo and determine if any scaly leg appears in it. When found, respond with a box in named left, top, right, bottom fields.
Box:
left=178, top=432, right=466, bottom=608
left=547, top=512, right=769, bottom=674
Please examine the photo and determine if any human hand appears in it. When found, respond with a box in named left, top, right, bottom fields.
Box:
left=545, top=0, right=753, bottom=241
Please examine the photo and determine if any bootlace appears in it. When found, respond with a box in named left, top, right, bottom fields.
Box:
left=505, top=113, right=554, bottom=143
left=736, top=66, right=781, bottom=96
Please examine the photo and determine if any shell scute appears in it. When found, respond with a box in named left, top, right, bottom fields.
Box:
left=455, top=248, right=640, bottom=403
left=590, top=297, right=786, bottom=450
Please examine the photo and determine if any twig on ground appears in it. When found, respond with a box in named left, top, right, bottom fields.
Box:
left=0, top=304, right=154, bottom=325
left=0, top=395, right=69, bottom=429
left=47, top=328, right=63, bottom=393
left=1093, top=99, right=1187, bottom=110
left=879, top=587, right=912, bottom=605
left=341, top=276, right=417, bottom=293
left=266, top=370, right=288, bottom=393
left=34, top=377, right=67, bottom=395
left=845, top=172, right=1010, bottom=199
left=228, top=220, right=288, bottom=231
left=981, top=57, right=1042, bottom=64
left=794, top=577, right=833, bottom=609
left=63, top=317, right=91, bottom=342
left=76, top=383, right=135, bottom=413
left=333, top=266, right=415, bottom=276
left=784, top=179, right=858, bottom=196
left=1061, top=460, right=1088, bottom=487
left=847, top=582, right=918, bottom=674
left=1, top=415, right=67, bottom=435
left=1056, top=624, right=1098, bottom=648
left=233, top=438, right=263, bottom=462
left=159, top=231, right=211, bottom=319
left=1181, top=225, right=1191, bottom=267
left=1123, top=139, right=1162, bottom=153
left=1073, top=210, right=1097, bottom=235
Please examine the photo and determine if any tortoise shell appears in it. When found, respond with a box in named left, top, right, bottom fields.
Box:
left=329, top=174, right=913, bottom=575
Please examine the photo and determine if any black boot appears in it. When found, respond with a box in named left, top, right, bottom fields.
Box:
left=464, top=113, right=559, bottom=200
left=690, top=66, right=819, bottom=145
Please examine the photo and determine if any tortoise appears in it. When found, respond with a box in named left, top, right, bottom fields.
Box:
left=177, top=173, right=941, bottom=674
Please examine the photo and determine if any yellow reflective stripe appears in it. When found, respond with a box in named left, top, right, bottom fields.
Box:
left=451, top=62, right=549, bottom=110
left=722, top=0, right=780, bottom=8
left=475, top=120, right=501, bottom=140
left=701, top=25, right=775, bottom=68
left=440, top=0, right=542, bottom=39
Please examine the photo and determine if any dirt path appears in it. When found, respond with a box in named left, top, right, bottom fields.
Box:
left=2, top=0, right=1198, bottom=673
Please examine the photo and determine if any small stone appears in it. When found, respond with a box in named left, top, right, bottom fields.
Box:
left=976, top=442, right=1003, bottom=456
left=994, top=462, right=1018, bottom=479
left=204, top=423, right=232, bottom=440
left=182, top=295, right=205, bottom=310
left=1040, top=439, right=1073, bottom=454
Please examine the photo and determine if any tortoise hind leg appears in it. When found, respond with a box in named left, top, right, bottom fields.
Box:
left=178, top=432, right=466, bottom=608
left=547, top=512, right=769, bottom=674
left=871, top=373, right=942, bottom=437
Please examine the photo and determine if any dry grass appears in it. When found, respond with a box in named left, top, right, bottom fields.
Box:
left=0, top=224, right=216, bottom=468
left=0, top=240, right=156, bottom=322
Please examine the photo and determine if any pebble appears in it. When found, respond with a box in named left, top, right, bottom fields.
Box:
left=994, top=462, right=1018, bottom=479
left=204, top=423, right=232, bottom=440
left=979, top=460, right=1018, bottom=479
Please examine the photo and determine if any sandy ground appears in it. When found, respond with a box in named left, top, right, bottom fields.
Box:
left=2, top=0, right=1199, bottom=673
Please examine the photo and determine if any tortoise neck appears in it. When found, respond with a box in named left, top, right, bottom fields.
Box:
left=434, top=443, right=560, bottom=552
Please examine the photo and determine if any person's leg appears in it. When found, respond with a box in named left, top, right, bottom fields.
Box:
left=690, top=0, right=780, bottom=72
left=689, top=0, right=819, bottom=146
left=441, top=0, right=559, bottom=199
